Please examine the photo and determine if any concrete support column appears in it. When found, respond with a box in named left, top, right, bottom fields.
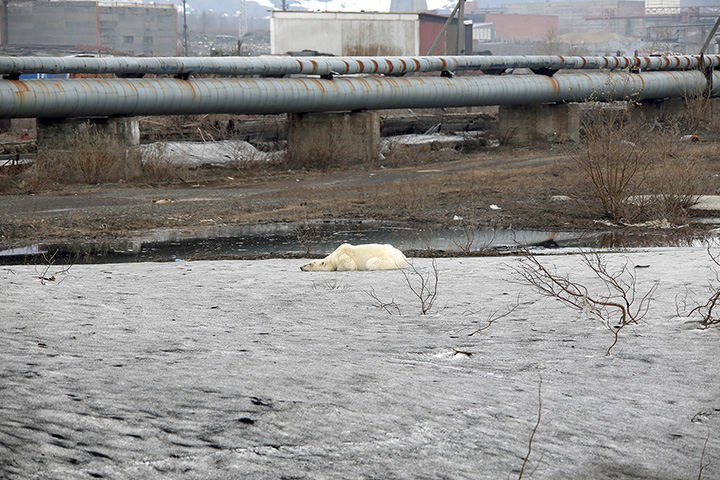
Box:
left=710, top=98, right=720, bottom=129
left=36, top=116, right=140, bottom=156
left=498, top=103, right=580, bottom=145
left=286, top=111, right=380, bottom=168
left=629, top=98, right=690, bottom=124
left=34, top=116, right=142, bottom=182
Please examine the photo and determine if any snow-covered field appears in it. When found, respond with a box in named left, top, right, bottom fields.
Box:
left=1, top=249, right=718, bottom=479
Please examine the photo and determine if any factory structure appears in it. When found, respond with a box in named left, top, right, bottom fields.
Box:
left=270, top=1, right=720, bottom=57
left=0, top=0, right=718, bottom=58
left=0, top=0, right=177, bottom=56
left=270, top=10, right=471, bottom=57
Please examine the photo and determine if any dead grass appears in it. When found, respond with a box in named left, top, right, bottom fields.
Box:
left=23, top=131, right=138, bottom=190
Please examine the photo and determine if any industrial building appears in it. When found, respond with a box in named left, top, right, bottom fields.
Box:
left=0, top=0, right=177, bottom=56
left=470, top=13, right=558, bottom=45
left=270, top=10, right=471, bottom=56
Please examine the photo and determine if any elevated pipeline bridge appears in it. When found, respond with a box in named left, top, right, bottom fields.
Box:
left=2, top=54, right=718, bottom=155
left=0, top=54, right=718, bottom=118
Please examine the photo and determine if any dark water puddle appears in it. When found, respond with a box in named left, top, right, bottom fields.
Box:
left=0, top=220, right=717, bottom=265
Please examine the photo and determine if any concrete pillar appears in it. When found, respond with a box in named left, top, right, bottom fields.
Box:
left=36, top=116, right=140, bottom=154
left=34, top=116, right=142, bottom=182
left=629, top=98, right=690, bottom=124
left=710, top=98, right=720, bottom=130
left=286, top=111, right=380, bottom=168
left=498, top=103, right=580, bottom=145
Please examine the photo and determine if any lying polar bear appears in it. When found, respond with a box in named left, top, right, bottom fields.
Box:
left=300, top=243, right=407, bottom=271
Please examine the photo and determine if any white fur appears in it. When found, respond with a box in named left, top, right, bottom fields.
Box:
left=300, top=243, right=407, bottom=272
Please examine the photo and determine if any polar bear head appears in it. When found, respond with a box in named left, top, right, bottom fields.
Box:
left=300, top=258, right=336, bottom=271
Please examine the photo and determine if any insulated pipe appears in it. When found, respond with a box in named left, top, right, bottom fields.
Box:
left=0, top=70, right=716, bottom=119
left=1, top=54, right=720, bottom=77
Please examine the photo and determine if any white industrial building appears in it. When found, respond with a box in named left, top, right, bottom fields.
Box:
left=271, top=11, right=421, bottom=56
left=270, top=10, right=471, bottom=56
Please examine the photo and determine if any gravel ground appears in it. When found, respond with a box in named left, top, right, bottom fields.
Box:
left=1, top=250, right=719, bottom=479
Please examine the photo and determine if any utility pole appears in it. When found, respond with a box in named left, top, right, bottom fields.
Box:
left=457, top=0, right=465, bottom=55
left=426, top=0, right=462, bottom=56
left=182, top=0, right=189, bottom=56
left=239, top=0, right=247, bottom=38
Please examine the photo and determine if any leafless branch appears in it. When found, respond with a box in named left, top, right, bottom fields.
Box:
left=518, top=375, right=543, bottom=480
left=680, top=246, right=720, bottom=328
left=296, top=222, right=319, bottom=256
left=514, top=248, right=657, bottom=355
left=469, top=295, right=520, bottom=336
left=400, top=258, right=439, bottom=315
left=34, top=250, right=73, bottom=285
left=366, top=287, right=401, bottom=315
left=691, top=411, right=714, bottom=480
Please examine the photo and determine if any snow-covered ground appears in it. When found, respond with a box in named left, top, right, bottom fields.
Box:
left=1, top=249, right=719, bottom=479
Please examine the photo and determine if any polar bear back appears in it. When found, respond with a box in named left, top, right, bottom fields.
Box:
left=300, top=243, right=407, bottom=271
left=335, top=243, right=407, bottom=271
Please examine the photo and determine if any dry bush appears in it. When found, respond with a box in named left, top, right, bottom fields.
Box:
left=515, top=249, right=657, bottom=355
left=24, top=130, right=138, bottom=189
left=380, top=146, right=460, bottom=168
left=296, top=221, right=319, bottom=256
left=677, top=246, right=720, bottom=328
left=283, top=122, right=375, bottom=170
left=680, top=92, right=711, bottom=133
left=573, top=104, right=654, bottom=222
left=138, top=143, right=190, bottom=183
left=364, top=258, right=439, bottom=315
left=401, top=258, right=440, bottom=315
left=574, top=102, right=714, bottom=224
left=226, top=142, right=276, bottom=175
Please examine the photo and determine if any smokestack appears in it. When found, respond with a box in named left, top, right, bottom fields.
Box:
left=389, top=0, right=428, bottom=13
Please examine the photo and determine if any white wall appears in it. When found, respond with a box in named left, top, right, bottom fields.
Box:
left=271, top=12, right=420, bottom=56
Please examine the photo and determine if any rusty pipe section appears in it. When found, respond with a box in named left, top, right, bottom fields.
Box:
left=1, top=54, right=720, bottom=77
left=0, top=70, right=717, bottom=119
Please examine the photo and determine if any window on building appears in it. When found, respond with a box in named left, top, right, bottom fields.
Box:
left=143, top=36, right=153, bottom=45
left=123, top=36, right=134, bottom=44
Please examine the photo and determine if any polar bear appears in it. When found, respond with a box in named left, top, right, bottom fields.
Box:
left=300, top=243, right=407, bottom=271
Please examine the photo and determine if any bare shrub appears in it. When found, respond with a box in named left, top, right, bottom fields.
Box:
left=26, top=129, right=138, bottom=188
left=312, top=274, right=347, bottom=291
left=226, top=141, right=275, bottom=175
left=35, top=250, right=72, bottom=285
left=296, top=221, right=319, bottom=256
left=401, top=258, right=439, bottom=315
left=514, top=249, right=657, bottom=355
left=468, top=299, right=520, bottom=336
left=573, top=104, right=654, bottom=222
left=283, top=118, right=376, bottom=170
left=138, top=143, right=189, bottom=183
left=366, top=287, right=402, bottom=315
left=677, top=246, right=720, bottom=328
left=681, top=91, right=710, bottom=133
left=451, top=221, right=498, bottom=254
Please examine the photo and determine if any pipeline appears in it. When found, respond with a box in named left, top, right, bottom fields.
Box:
left=0, top=70, right=716, bottom=119
left=1, top=54, right=720, bottom=77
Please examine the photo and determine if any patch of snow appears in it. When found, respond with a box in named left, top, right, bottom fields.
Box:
left=691, top=195, right=720, bottom=211
left=141, top=140, right=280, bottom=168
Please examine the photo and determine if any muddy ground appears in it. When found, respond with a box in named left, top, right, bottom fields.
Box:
left=2, top=143, right=718, bottom=255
